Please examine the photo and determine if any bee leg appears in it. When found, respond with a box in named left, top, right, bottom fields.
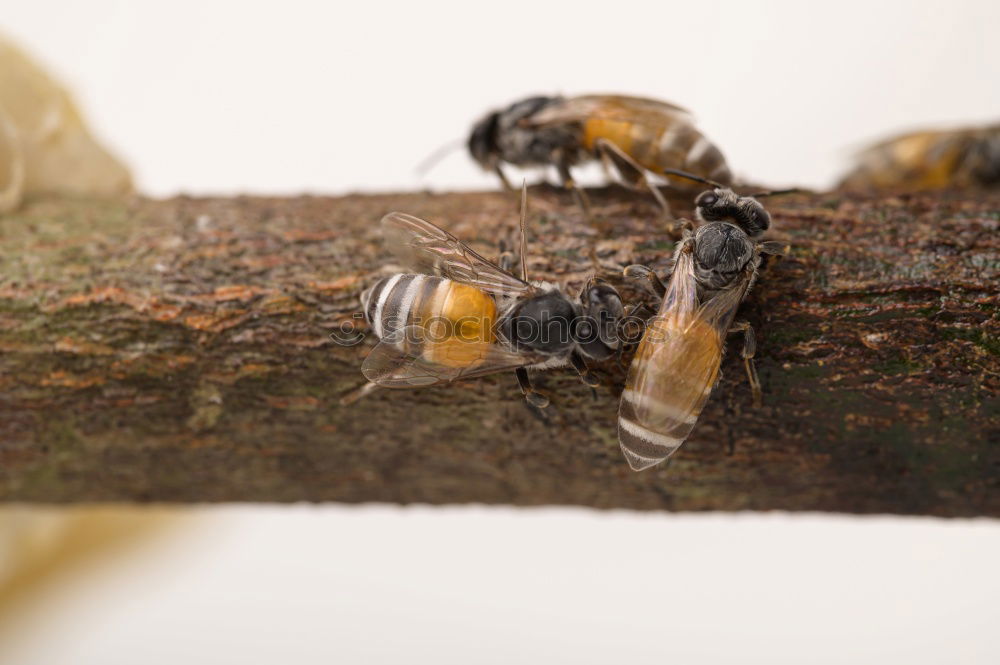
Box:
left=515, top=367, right=550, bottom=409
left=569, top=351, right=601, bottom=388
left=757, top=241, right=790, bottom=271
left=557, top=162, right=593, bottom=221
left=759, top=240, right=790, bottom=257
left=673, top=218, right=695, bottom=236
left=624, top=302, right=656, bottom=319
left=617, top=302, right=653, bottom=358
left=593, top=138, right=673, bottom=220
left=339, top=381, right=379, bottom=406
left=494, top=164, right=514, bottom=191
left=497, top=240, right=515, bottom=273
left=623, top=264, right=667, bottom=299
left=725, top=405, right=737, bottom=455
left=614, top=342, right=630, bottom=372
left=645, top=179, right=672, bottom=221
left=729, top=320, right=762, bottom=408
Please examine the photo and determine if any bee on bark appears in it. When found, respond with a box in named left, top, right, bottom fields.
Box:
left=838, top=123, right=1000, bottom=191
left=617, top=169, right=790, bottom=471
left=468, top=94, right=733, bottom=217
left=358, top=189, right=624, bottom=407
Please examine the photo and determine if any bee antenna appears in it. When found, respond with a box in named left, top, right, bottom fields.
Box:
left=747, top=188, right=801, bottom=198
left=414, top=137, right=466, bottom=177
left=661, top=168, right=725, bottom=189
left=519, top=180, right=529, bottom=282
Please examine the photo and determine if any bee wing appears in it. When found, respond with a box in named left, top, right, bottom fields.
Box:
left=617, top=247, right=721, bottom=471
left=381, top=213, right=536, bottom=298
left=526, top=94, right=692, bottom=128
left=361, top=326, right=540, bottom=388
left=655, top=243, right=698, bottom=317
left=698, top=271, right=754, bottom=338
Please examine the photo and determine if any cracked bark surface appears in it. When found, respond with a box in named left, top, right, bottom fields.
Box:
left=0, top=186, right=997, bottom=514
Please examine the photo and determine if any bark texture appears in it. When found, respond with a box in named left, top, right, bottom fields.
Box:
left=0, top=187, right=997, bottom=514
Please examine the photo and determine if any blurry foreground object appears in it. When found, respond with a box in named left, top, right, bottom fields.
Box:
left=0, top=507, right=180, bottom=623
left=0, top=35, right=132, bottom=214
left=838, top=123, right=1000, bottom=191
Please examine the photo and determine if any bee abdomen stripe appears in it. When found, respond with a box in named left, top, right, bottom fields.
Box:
left=419, top=275, right=442, bottom=316
left=620, top=389, right=698, bottom=425
left=656, top=123, right=683, bottom=155
left=386, top=274, right=418, bottom=337
left=618, top=416, right=684, bottom=471
left=370, top=274, right=402, bottom=338
left=685, top=136, right=712, bottom=164
left=685, top=140, right=731, bottom=185
left=361, top=283, right=381, bottom=324
left=619, top=445, right=668, bottom=472
left=628, top=127, right=656, bottom=165
left=619, top=417, right=684, bottom=448
left=709, top=162, right=733, bottom=183
left=398, top=274, right=425, bottom=324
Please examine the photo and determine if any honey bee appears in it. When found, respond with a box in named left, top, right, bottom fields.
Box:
left=359, top=190, right=624, bottom=407
left=468, top=94, right=733, bottom=217
left=617, top=169, right=790, bottom=471
left=838, top=123, right=1000, bottom=191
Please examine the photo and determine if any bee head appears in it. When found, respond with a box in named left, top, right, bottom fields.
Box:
left=663, top=169, right=785, bottom=239
left=695, top=188, right=771, bottom=238
left=575, top=280, right=624, bottom=360
left=468, top=111, right=501, bottom=169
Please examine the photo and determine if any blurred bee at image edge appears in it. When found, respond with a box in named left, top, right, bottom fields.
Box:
left=468, top=94, right=733, bottom=218
left=838, top=122, right=1000, bottom=191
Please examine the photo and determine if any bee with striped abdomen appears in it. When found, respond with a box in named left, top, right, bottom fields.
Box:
left=359, top=190, right=624, bottom=407
left=838, top=122, right=1000, bottom=191
left=617, top=169, right=790, bottom=471
left=468, top=94, right=733, bottom=218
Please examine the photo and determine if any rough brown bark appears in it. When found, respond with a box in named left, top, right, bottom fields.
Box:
left=0, top=186, right=997, bottom=514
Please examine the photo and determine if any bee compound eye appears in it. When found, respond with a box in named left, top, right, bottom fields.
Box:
left=754, top=208, right=771, bottom=231
left=696, top=191, right=718, bottom=207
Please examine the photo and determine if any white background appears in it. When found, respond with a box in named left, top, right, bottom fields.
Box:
left=6, top=0, right=1000, bottom=195
left=1, top=507, right=999, bottom=665
left=2, top=1, right=999, bottom=663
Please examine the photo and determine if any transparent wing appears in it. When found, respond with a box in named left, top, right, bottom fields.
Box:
left=697, top=269, right=754, bottom=338
left=617, top=245, right=719, bottom=471
left=361, top=326, right=539, bottom=388
left=581, top=94, right=692, bottom=118
left=526, top=94, right=691, bottom=129
left=381, top=213, right=535, bottom=298
left=656, top=242, right=698, bottom=318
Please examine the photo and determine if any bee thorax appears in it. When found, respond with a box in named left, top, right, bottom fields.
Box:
left=694, top=223, right=754, bottom=283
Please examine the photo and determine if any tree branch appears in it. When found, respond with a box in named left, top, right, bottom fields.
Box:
left=0, top=187, right=997, bottom=514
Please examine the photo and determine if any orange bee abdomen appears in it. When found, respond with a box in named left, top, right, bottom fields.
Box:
left=364, top=275, right=497, bottom=369
left=582, top=116, right=733, bottom=185
left=582, top=117, right=636, bottom=156
left=618, top=315, right=722, bottom=471
left=424, top=281, right=497, bottom=367
left=839, top=131, right=968, bottom=190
